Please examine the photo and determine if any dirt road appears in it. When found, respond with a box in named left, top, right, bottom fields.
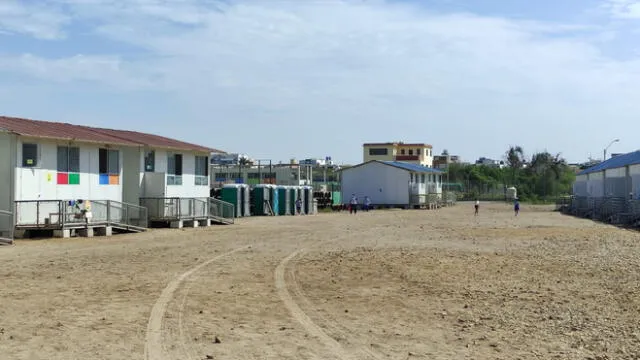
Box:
left=0, top=202, right=638, bottom=359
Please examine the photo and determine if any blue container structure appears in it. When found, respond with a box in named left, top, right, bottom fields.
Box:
left=290, top=186, right=300, bottom=215
left=270, top=185, right=279, bottom=216
left=303, top=186, right=313, bottom=215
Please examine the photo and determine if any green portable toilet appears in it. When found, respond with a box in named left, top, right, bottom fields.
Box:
left=277, top=186, right=290, bottom=215
left=253, top=184, right=272, bottom=216
left=221, top=184, right=242, bottom=218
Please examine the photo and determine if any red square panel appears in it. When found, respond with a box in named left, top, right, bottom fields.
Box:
left=57, top=172, right=69, bottom=185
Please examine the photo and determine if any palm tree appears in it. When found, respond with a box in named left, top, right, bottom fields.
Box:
left=505, top=145, right=525, bottom=185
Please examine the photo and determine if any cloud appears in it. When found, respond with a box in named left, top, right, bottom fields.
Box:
left=0, top=1, right=69, bottom=39
left=2, top=0, right=640, bottom=162
left=606, top=0, right=640, bottom=18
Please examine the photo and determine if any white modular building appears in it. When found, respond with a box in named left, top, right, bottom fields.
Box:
left=340, top=160, right=444, bottom=207
left=0, top=116, right=229, bottom=235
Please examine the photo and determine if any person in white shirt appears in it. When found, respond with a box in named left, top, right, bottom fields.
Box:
left=349, top=194, right=358, bottom=214
left=474, top=199, right=479, bottom=216
left=364, top=196, right=372, bottom=212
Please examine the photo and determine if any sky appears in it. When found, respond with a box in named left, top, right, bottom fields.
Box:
left=1, top=0, right=640, bottom=165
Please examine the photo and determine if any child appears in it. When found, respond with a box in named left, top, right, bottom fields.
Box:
left=474, top=199, right=479, bottom=216
left=349, top=194, right=358, bottom=214
left=364, top=196, right=372, bottom=212
left=295, top=197, right=302, bottom=215
left=514, top=198, right=520, bottom=216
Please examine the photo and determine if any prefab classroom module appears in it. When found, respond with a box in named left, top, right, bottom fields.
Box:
left=0, top=115, right=230, bottom=236
left=340, top=160, right=443, bottom=208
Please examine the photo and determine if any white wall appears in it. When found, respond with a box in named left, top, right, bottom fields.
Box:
left=146, top=149, right=210, bottom=198
left=14, top=137, right=124, bottom=202
left=0, top=133, right=16, bottom=212
left=586, top=171, right=604, bottom=197
left=631, top=164, right=640, bottom=199
left=341, top=162, right=410, bottom=205
left=122, top=147, right=143, bottom=204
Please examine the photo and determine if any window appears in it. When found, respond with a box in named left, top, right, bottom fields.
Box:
left=167, top=153, right=183, bottom=185
left=22, top=143, right=38, bottom=167
left=99, top=148, right=120, bottom=185
left=369, top=148, right=388, bottom=156
left=400, top=149, right=405, bottom=155
left=57, top=146, right=80, bottom=185
left=195, top=155, right=209, bottom=186
left=144, top=150, right=155, bottom=172
left=421, top=174, right=425, bottom=183
left=408, top=149, right=414, bottom=155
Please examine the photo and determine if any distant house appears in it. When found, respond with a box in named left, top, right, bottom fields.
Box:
left=362, top=142, right=434, bottom=167
left=0, top=116, right=228, bottom=236
left=340, top=160, right=443, bottom=208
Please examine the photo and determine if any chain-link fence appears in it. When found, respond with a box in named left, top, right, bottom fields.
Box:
left=562, top=196, right=640, bottom=226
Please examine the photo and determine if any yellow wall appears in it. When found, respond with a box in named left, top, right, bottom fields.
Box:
left=363, top=144, right=433, bottom=167
left=363, top=145, right=396, bottom=163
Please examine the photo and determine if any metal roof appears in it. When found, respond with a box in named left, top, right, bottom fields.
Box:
left=340, top=160, right=443, bottom=173
left=0, top=116, right=224, bottom=154
left=578, top=150, right=640, bottom=175
left=382, top=161, right=444, bottom=173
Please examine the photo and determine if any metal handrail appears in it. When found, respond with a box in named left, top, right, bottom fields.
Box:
left=208, top=198, right=235, bottom=223
left=0, top=209, right=14, bottom=245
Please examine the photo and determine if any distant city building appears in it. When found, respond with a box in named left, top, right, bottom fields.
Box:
left=210, top=153, right=252, bottom=166
left=433, top=151, right=463, bottom=169
left=362, top=141, right=434, bottom=167
left=299, top=157, right=335, bottom=167
left=475, top=157, right=506, bottom=168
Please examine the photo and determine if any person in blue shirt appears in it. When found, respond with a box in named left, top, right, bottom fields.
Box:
left=364, top=196, right=372, bottom=212
left=295, top=197, right=302, bottom=215
left=514, top=198, right=520, bottom=216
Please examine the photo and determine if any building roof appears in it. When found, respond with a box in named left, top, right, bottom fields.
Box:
left=0, top=116, right=224, bottom=154
left=382, top=161, right=444, bottom=173
left=340, top=160, right=443, bottom=173
left=363, top=142, right=433, bottom=148
left=577, top=150, right=640, bottom=175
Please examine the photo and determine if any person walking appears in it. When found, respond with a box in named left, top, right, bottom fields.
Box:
left=474, top=199, right=479, bottom=216
left=514, top=198, right=520, bottom=216
left=295, top=197, right=302, bottom=215
left=364, top=196, right=372, bottom=212
left=349, top=194, right=358, bottom=214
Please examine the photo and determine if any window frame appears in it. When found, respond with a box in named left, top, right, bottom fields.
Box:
left=99, top=148, right=120, bottom=185
left=167, top=153, right=183, bottom=186
left=368, top=148, right=388, bottom=156
left=57, top=145, right=80, bottom=173
left=144, top=150, right=155, bottom=172
left=22, top=143, right=39, bottom=168
left=194, top=155, right=209, bottom=186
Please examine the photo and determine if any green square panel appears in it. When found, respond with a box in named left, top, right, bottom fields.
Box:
left=68, top=173, right=80, bottom=185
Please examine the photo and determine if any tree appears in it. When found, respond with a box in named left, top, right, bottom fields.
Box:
left=505, top=145, right=525, bottom=185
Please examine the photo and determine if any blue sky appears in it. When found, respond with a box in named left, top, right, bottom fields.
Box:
left=1, top=0, right=640, bottom=164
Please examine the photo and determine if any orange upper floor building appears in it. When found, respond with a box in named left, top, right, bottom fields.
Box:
left=362, top=142, right=434, bottom=167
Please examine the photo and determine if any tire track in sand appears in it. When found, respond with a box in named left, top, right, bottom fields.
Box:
left=145, top=245, right=251, bottom=360
left=287, top=258, right=385, bottom=360
left=276, top=248, right=352, bottom=360
left=276, top=246, right=385, bottom=360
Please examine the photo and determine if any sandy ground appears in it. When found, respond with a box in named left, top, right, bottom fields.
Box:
left=0, top=202, right=639, bottom=360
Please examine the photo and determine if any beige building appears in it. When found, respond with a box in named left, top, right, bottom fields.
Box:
left=363, top=142, right=434, bottom=167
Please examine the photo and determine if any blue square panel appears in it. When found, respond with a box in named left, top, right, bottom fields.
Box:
left=99, top=173, right=109, bottom=185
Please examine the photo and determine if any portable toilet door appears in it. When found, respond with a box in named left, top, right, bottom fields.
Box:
left=222, top=184, right=241, bottom=218
left=241, top=184, right=251, bottom=217
left=278, top=186, right=290, bottom=215
left=298, top=186, right=306, bottom=215
left=242, top=184, right=251, bottom=216
left=271, top=185, right=279, bottom=216
left=303, top=186, right=313, bottom=214
left=253, top=184, right=269, bottom=216
left=290, top=186, right=299, bottom=215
